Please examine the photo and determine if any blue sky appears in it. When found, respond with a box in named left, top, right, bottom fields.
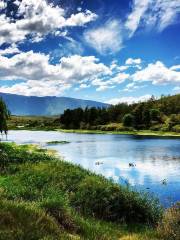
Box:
left=0, top=0, right=180, bottom=104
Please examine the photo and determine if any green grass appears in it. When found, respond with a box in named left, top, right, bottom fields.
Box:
left=58, top=128, right=180, bottom=137
left=0, top=142, right=162, bottom=239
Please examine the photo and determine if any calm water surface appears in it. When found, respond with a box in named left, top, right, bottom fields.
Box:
left=6, top=130, right=180, bottom=207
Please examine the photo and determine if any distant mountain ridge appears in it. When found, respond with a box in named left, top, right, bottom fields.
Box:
left=0, top=92, right=109, bottom=116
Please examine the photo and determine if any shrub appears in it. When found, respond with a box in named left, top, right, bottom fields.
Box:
left=158, top=202, right=180, bottom=240
left=72, top=176, right=162, bottom=225
left=39, top=195, right=78, bottom=233
left=123, top=114, right=134, bottom=127
left=172, top=125, right=180, bottom=133
left=0, top=143, right=52, bottom=172
left=0, top=200, right=62, bottom=240
left=149, top=124, right=163, bottom=131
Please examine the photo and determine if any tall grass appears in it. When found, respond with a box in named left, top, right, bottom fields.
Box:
left=0, top=142, right=163, bottom=239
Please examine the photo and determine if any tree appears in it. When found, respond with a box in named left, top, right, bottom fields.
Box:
left=150, top=109, right=161, bottom=122
left=123, top=114, right=134, bottom=127
left=133, top=103, right=144, bottom=129
left=0, top=98, right=10, bottom=137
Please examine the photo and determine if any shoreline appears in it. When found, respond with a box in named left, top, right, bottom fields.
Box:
left=9, top=127, right=180, bottom=138
left=58, top=129, right=180, bottom=137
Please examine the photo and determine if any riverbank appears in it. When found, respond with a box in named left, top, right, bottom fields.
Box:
left=58, top=129, right=180, bottom=137
left=8, top=125, right=180, bottom=137
left=0, top=142, right=164, bottom=239
left=8, top=116, right=180, bottom=137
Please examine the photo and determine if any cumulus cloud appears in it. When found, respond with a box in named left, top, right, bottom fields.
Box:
left=122, top=82, right=146, bottom=92
left=0, top=51, right=112, bottom=96
left=90, top=72, right=129, bottom=92
left=0, top=0, right=97, bottom=45
left=110, top=73, right=130, bottom=84
left=84, top=20, right=123, bottom=54
left=0, top=44, right=21, bottom=56
left=170, top=65, right=180, bottom=71
left=125, top=0, right=180, bottom=36
left=125, top=58, right=142, bottom=65
left=132, top=61, right=180, bottom=84
left=107, top=94, right=151, bottom=105
left=0, top=80, right=71, bottom=97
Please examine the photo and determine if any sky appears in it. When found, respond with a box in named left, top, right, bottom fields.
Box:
left=0, top=0, right=180, bottom=104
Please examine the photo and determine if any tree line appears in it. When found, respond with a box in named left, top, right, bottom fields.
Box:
left=0, top=98, right=10, bottom=136
left=60, top=94, right=180, bottom=132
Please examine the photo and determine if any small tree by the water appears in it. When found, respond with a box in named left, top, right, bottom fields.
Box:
left=0, top=98, right=10, bottom=139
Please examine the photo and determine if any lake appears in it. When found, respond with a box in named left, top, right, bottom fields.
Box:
left=5, top=130, right=180, bottom=207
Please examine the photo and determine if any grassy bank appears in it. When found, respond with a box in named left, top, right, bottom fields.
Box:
left=58, top=129, right=180, bottom=137
left=0, top=142, right=164, bottom=239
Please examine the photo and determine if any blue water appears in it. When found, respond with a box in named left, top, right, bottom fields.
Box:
left=6, top=130, right=180, bottom=207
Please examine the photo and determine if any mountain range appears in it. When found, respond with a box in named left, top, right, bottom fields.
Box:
left=0, top=92, right=109, bottom=116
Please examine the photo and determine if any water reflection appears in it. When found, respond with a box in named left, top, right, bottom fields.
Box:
left=7, top=130, right=180, bottom=207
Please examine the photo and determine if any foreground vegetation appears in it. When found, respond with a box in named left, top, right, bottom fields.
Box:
left=0, top=142, right=169, bottom=239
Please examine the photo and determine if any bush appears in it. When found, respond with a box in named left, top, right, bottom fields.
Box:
left=158, top=202, right=180, bottom=240
left=0, top=200, right=62, bottom=240
left=172, top=125, right=180, bottom=133
left=149, top=124, right=163, bottom=131
left=0, top=143, right=52, bottom=172
left=123, top=114, right=134, bottom=127
left=39, top=195, right=78, bottom=233
left=72, top=176, right=162, bottom=225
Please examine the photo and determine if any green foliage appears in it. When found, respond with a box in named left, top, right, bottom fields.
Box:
left=0, top=142, right=162, bottom=239
left=0, top=97, right=10, bottom=135
left=0, top=200, right=62, bottom=240
left=172, top=125, right=180, bottom=133
left=150, top=109, right=161, bottom=122
left=123, top=114, right=134, bottom=127
left=60, top=94, right=180, bottom=132
left=72, top=176, right=162, bottom=225
left=158, top=202, right=180, bottom=240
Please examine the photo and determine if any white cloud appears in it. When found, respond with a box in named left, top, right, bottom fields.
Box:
left=51, top=39, right=84, bottom=59
left=0, top=51, right=112, bottom=96
left=173, top=86, right=180, bottom=92
left=84, top=20, right=123, bottom=54
left=125, top=0, right=149, bottom=36
left=110, top=73, right=130, bottom=84
left=122, top=82, right=146, bottom=92
left=132, top=61, right=180, bottom=84
left=118, top=65, right=129, bottom=71
left=0, top=0, right=97, bottom=45
left=65, top=10, right=97, bottom=27
left=125, top=58, right=142, bottom=65
left=79, top=83, right=90, bottom=89
left=170, top=65, right=180, bottom=71
left=125, top=0, right=180, bottom=36
left=90, top=72, right=129, bottom=92
left=0, top=80, right=71, bottom=97
left=0, top=0, right=6, bottom=9
left=0, top=44, right=21, bottom=56
left=107, top=94, right=151, bottom=105
left=92, top=78, right=114, bottom=91
left=96, top=85, right=115, bottom=92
